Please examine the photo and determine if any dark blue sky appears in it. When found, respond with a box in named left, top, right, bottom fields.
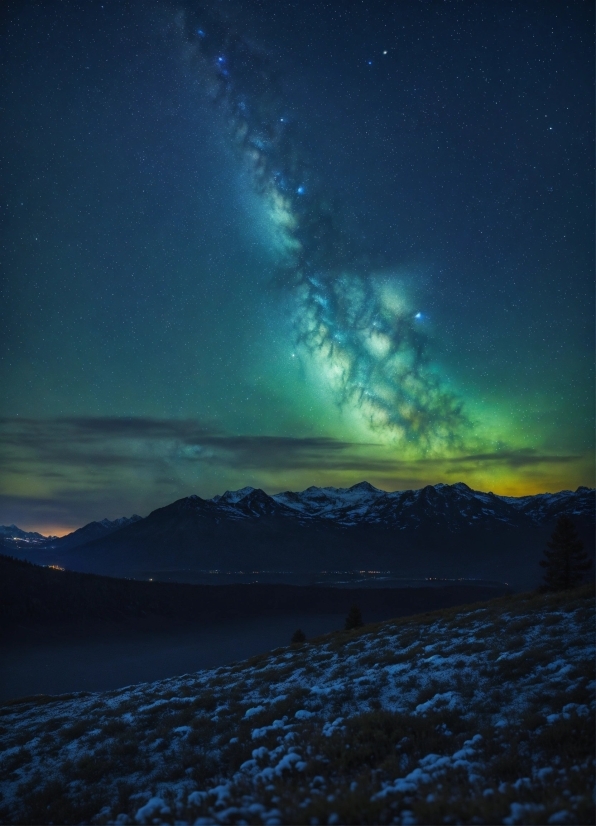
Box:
left=0, top=0, right=593, bottom=532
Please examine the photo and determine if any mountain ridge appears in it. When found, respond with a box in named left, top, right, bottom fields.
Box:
left=0, top=515, right=142, bottom=553
left=2, top=481, right=593, bottom=544
left=3, top=482, right=593, bottom=590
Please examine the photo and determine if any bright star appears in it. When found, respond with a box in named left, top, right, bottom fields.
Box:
left=415, top=312, right=422, bottom=319
left=297, top=186, right=305, bottom=195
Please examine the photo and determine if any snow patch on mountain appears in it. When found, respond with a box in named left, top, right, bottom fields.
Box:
left=268, top=482, right=594, bottom=527
left=273, top=481, right=385, bottom=519
left=215, top=487, right=257, bottom=505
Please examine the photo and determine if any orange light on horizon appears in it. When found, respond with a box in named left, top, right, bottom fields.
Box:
left=25, top=524, right=76, bottom=538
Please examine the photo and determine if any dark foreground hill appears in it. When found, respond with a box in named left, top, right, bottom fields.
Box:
left=0, top=584, right=593, bottom=825
left=7, top=482, right=594, bottom=591
left=0, top=554, right=509, bottom=633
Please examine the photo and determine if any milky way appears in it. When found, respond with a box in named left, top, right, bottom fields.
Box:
left=0, top=0, right=591, bottom=531
left=178, top=7, right=468, bottom=452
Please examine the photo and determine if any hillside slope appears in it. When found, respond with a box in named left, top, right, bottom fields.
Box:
left=0, top=554, right=508, bottom=631
left=0, top=585, right=593, bottom=825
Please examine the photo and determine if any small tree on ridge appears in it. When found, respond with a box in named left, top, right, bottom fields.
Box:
left=540, top=514, right=592, bottom=592
left=345, top=604, right=363, bottom=630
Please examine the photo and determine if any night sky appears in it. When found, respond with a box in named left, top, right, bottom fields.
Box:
left=1, top=0, right=593, bottom=534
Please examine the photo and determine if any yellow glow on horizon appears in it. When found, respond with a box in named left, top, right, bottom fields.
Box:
left=19, top=524, right=76, bottom=538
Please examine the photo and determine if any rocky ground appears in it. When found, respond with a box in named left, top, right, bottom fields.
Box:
left=0, top=585, right=593, bottom=825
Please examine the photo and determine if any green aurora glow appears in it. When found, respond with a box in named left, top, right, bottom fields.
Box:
left=0, top=0, right=593, bottom=534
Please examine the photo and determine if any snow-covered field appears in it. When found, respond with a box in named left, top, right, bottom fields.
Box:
left=0, top=585, right=593, bottom=825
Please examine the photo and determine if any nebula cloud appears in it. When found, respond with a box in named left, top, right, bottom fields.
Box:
left=177, top=7, right=468, bottom=452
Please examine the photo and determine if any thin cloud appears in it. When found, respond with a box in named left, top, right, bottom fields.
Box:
left=0, top=417, right=580, bottom=475
left=0, top=416, right=363, bottom=472
left=440, top=448, right=578, bottom=469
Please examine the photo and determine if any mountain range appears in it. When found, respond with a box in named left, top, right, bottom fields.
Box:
left=0, top=524, right=56, bottom=542
left=0, top=515, right=142, bottom=551
left=2, top=482, right=594, bottom=590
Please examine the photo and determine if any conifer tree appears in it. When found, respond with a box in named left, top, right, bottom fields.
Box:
left=291, top=628, right=306, bottom=643
left=345, top=604, right=363, bottom=630
left=540, top=514, right=592, bottom=592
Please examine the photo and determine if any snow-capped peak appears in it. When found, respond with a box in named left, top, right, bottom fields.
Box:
left=348, top=481, right=381, bottom=493
left=216, top=486, right=257, bottom=505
